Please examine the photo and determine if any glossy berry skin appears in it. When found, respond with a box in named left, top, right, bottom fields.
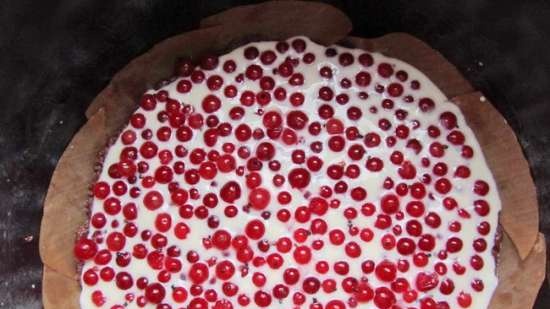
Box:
left=245, top=219, right=265, bottom=240
left=145, top=283, right=166, bottom=304
left=375, top=260, right=397, bottom=282
left=248, top=187, right=271, bottom=210
left=288, top=168, right=311, bottom=188
left=74, top=238, right=98, bottom=260
left=219, top=181, right=241, bottom=203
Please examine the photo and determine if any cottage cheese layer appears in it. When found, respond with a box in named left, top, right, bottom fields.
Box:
left=75, top=37, right=501, bottom=309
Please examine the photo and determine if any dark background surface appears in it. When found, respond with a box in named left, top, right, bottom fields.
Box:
left=0, top=0, right=549, bottom=308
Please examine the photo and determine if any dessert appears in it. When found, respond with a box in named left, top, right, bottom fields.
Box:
left=74, top=36, right=501, bottom=309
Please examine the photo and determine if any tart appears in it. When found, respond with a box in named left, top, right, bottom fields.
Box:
left=73, top=36, right=502, bottom=309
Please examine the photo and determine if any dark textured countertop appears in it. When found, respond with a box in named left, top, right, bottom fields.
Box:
left=0, top=1, right=548, bottom=308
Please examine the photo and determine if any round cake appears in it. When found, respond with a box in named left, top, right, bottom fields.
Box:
left=74, top=36, right=501, bottom=309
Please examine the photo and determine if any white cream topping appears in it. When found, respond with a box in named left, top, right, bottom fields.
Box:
left=80, top=37, right=501, bottom=309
